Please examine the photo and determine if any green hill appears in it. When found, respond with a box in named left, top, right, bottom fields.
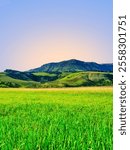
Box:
left=42, top=72, right=113, bottom=88
left=29, top=59, right=113, bottom=73
left=4, top=69, right=58, bottom=83
left=1, top=59, right=113, bottom=88
left=0, top=73, right=42, bottom=88
left=0, top=71, right=112, bottom=88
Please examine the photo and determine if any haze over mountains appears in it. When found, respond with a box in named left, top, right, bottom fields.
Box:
left=0, top=59, right=113, bottom=88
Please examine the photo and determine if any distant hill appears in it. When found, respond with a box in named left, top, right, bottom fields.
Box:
left=0, top=72, right=42, bottom=88
left=0, top=71, right=113, bottom=88
left=29, top=59, right=113, bottom=73
left=4, top=69, right=58, bottom=82
left=0, top=59, right=113, bottom=88
left=42, top=72, right=113, bottom=88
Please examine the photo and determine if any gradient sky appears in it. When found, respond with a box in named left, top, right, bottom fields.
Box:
left=0, top=0, right=112, bottom=71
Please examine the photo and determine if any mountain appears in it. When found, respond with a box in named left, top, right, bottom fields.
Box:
left=0, top=59, right=113, bottom=88
left=29, top=59, right=113, bottom=73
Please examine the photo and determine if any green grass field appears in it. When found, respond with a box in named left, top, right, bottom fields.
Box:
left=0, top=87, right=113, bottom=150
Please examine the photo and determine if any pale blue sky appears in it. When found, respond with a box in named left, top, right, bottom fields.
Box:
left=0, top=0, right=112, bottom=71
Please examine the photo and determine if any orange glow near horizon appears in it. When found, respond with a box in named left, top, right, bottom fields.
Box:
left=8, top=29, right=108, bottom=71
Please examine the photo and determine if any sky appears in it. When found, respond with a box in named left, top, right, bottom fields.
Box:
left=0, top=0, right=112, bottom=71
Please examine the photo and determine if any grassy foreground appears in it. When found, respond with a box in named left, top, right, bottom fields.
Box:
left=0, top=87, right=113, bottom=150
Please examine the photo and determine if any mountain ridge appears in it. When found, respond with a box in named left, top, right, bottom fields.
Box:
left=0, top=59, right=113, bottom=88
left=29, top=59, right=113, bottom=73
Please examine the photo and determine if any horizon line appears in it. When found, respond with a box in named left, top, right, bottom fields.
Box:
left=1, top=58, right=113, bottom=72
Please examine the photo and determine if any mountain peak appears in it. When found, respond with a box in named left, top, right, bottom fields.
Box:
left=64, top=59, right=81, bottom=62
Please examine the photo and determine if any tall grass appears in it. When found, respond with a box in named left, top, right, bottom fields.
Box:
left=0, top=87, right=112, bottom=150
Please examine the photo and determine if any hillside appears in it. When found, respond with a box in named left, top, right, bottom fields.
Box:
left=0, top=59, right=113, bottom=88
left=42, top=72, right=113, bottom=88
left=4, top=69, right=58, bottom=83
left=0, top=72, right=42, bottom=88
left=0, top=71, right=112, bottom=88
left=29, top=59, right=113, bottom=73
